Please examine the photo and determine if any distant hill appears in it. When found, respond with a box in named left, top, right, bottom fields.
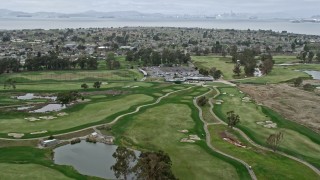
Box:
left=0, top=9, right=167, bottom=19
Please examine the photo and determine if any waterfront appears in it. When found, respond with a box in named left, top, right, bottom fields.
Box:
left=1, top=18, right=320, bottom=35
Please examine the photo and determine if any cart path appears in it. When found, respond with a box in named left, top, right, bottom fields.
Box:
left=193, top=89, right=257, bottom=180
left=209, top=86, right=320, bottom=176
left=0, top=86, right=195, bottom=141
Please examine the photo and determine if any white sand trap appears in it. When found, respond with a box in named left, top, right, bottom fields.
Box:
left=57, top=112, right=68, bottom=116
left=39, top=116, right=57, bottom=120
left=178, top=129, right=189, bottom=133
left=131, top=86, right=139, bottom=88
left=256, top=121, right=277, bottom=128
left=25, top=117, right=40, bottom=122
left=189, top=135, right=201, bottom=141
left=242, top=97, right=251, bottom=102
left=222, top=92, right=227, bottom=95
left=8, top=133, right=24, bottom=138
left=180, top=138, right=195, bottom=143
left=30, top=130, right=48, bottom=135
left=216, top=102, right=222, bottom=105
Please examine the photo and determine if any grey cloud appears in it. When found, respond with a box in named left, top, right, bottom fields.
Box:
left=1, top=0, right=319, bottom=16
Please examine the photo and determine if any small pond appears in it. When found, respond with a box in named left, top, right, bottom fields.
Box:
left=31, top=104, right=66, bottom=113
left=17, top=93, right=57, bottom=101
left=54, top=141, right=139, bottom=179
left=304, top=71, right=320, bottom=80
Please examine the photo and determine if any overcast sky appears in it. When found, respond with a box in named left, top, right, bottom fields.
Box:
left=1, top=0, right=319, bottom=16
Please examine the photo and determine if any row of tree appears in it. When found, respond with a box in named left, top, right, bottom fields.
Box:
left=25, top=53, right=99, bottom=71
left=126, top=48, right=191, bottom=66
left=231, top=47, right=274, bottom=76
left=111, top=147, right=176, bottom=180
left=0, top=58, right=20, bottom=74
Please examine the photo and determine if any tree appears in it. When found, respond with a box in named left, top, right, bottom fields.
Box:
left=3, top=79, right=16, bottom=89
left=233, top=64, right=241, bottom=76
left=293, top=77, right=303, bottom=87
left=260, top=54, right=274, bottom=75
left=81, top=83, right=88, bottom=89
left=199, top=68, right=209, bottom=76
left=133, top=151, right=176, bottom=180
left=107, top=52, right=116, bottom=61
left=197, top=96, right=208, bottom=106
left=227, top=111, right=240, bottom=128
left=213, top=70, right=222, bottom=80
left=266, top=132, right=284, bottom=152
left=56, top=91, right=82, bottom=105
left=291, top=43, right=296, bottom=51
left=238, top=49, right=256, bottom=76
left=308, top=51, right=315, bottom=63
left=111, top=146, right=137, bottom=180
left=303, top=83, right=315, bottom=91
left=316, top=52, right=320, bottom=62
left=230, top=45, right=238, bottom=63
left=93, top=81, right=102, bottom=88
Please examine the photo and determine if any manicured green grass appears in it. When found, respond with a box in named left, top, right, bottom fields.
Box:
left=111, top=87, right=251, bottom=180
left=199, top=90, right=219, bottom=123
left=273, top=55, right=299, bottom=64
left=0, top=147, right=99, bottom=180
left=0, top=69, right=142, bottom=84
left=192, top=56, right=236, bottom=80
left=0, top=163, right=73, bottom=180
left=235, top=66, right=309, bottom=84
left=0, top=81, right=152, bottom=92
left=208, top=124, right=320, bottom=180
left=213, top=87, right=320, bottom=168
left=0, top=94, right=153, bottom=134
left=114, top=104, right=241, bottom=180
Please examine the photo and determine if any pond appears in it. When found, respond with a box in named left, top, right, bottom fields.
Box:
left=304, top=71, right=320, bottom=80
left=17, top=93, right=57, bottom=101
left=54, top=141, right=139, bottom=179
left=30, top=104, right=66, bottom=113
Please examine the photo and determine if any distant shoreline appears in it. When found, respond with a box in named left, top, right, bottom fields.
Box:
left=0, top=18, right=319, bottom=35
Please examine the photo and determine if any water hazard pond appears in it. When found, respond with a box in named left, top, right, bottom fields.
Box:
left=304, top=71, right=320, bottom=80
left=53, top=141, right=139, bottom=179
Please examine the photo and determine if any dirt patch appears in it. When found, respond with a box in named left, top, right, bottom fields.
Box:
left=82, top=90, right=128, bottom=96
left=239, top=83, right=320, bottom=133
left=219, top=131, right=246, bottom=148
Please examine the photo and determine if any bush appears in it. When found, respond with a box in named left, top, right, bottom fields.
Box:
left=303, top=83, right=315, bottom=91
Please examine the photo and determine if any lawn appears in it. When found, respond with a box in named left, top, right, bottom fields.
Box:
left=0, top=94, right=153, bottom=134
left=111, top=86, right=251, bottom=180
left=0, top=69, right=142, bottom=84
left=208, top=124, right=320, bottom=180
left=113, top=104, right=241, bottom=180
left=213, top=87, right=320, bottom=168
left=0, top=163, right=73, bottom=180
left=0, top=146, right=100, bottom=180
left=0, top=81, right=152, bottom=92
left=235, top=66, right=309, bottom=84
left=192, top=56, right=236, bottom=80
left=273, top=55, right=300, bottom=64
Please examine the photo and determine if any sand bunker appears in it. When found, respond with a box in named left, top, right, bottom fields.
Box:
left=30, top=130, right=48, bottom=135
left=39, top=116, right=57, bottom=120
left=256, top=121, right=277, bottom=128
left=242, top=97, right=251, bottom=103
left=57, top=112, right=68, bottom=116
left=25, top=117, right=40, bottom=122
left=180, top=134, right=201, bottom=143
left=178, top=129, right=189, bottom=133
left=8, top=133, right=24, bottom=138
